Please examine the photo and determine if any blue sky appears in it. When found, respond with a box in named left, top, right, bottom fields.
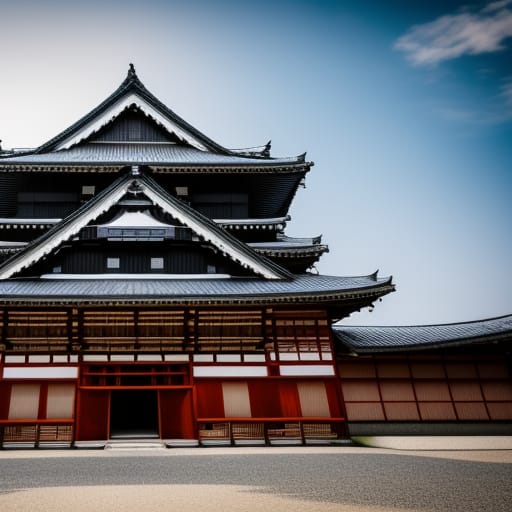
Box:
left=0, top=0, right=511, bottom=325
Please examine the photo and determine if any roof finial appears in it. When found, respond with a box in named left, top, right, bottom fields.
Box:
left=128, top=63, right=136, bottom=78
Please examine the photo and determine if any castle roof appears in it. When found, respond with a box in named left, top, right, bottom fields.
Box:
left=0, top=65, right=309, bottom=172
left=0, top=273, right=393, bottom=307
left=332, top=314, right=512, bottom=353
left=0, top=169, right=293, bottom=280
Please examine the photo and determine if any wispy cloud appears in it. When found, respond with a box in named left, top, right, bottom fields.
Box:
left=395, top=1, right=512, bottom=66
left=500, top=76, right=512, bottom=107
left=435, top=75, right=512, bottom=124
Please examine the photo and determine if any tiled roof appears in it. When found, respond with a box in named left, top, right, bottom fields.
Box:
left=332, top=315, right=512, bottom=353
left=249, top=240, right=328, bottom=257
left=0, top=143, right=303, bottom=168
left=0, top=66, right=309, bottom=171
left=0, top=273, right=393, bottom=305
left=34, top=65, right=234, bottom=155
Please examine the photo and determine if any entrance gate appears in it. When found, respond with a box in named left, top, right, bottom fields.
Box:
left=76, top=362, right=194, bottom=441
left=110, top=390, right=158, bottom=438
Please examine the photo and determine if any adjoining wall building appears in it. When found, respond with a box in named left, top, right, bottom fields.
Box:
left=0, top=66, right=510, bottom=448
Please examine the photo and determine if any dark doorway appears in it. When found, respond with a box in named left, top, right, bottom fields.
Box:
left=110, top=390, right=159, bottom=438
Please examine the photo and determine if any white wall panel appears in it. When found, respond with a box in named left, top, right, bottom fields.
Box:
left=46, top=384, right=75, bottom=419
left=194, top=366, right=267, bottom=377
left=8, top=383, right=40, bottom=419
left=222, top=382, right=251, bottom=417
left=3, top=367, right=78, bottom=379
left=297, top=381, right=330, bottom=417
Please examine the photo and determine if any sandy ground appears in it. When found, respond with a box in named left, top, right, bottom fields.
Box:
left=1, top=447, right=511, bottom=512
left=0, top=484, right=406, bottom=512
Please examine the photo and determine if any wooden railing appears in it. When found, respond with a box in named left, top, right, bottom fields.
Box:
left=197, top=417, right=346, bottom=444
left=0, top=419, right=74, bottom=448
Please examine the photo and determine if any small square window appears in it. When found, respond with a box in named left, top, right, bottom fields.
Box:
left=53, top=266, right=62, bottom=273
left=175, top=186, right=188, bottom=196
left=151, top=257, right=164, bottom=270
left=207, top=264, right=216, bottom=274
left=82, top=185, right=95, bottom=195
left=107, top=257, right=120, bottom=269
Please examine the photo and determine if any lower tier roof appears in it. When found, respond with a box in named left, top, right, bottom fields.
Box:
left=333, top=314, right=512, bottom=353
left=0, top=273, right=393, bottom=308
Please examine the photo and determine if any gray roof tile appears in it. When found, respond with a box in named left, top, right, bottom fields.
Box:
left=0, top=143, right=302, bottom=167
left=0, top=273, right=392, bottom=304
left=333, top=315, right=512, bottom=352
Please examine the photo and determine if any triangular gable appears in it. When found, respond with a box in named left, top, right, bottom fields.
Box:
left=89, top=106, right=182, bottom=144
left=53, top=92, right=211, bottom=151
left=0, top=169, right=292, bottom=280
left=35, top=64, right=230, bottom=155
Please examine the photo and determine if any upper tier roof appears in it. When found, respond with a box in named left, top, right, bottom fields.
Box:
left=0, top=65, right=309, bottom=171
left=0, top=143, right=305, bottom=169
left=332, top=314, right=512, bottom=353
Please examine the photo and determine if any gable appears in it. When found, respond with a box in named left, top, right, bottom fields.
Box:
left=90, top=106, right=184, bottom=144
left=54, top=93, right=211, bottom=151
left=28, top=66, right=231, bottom=155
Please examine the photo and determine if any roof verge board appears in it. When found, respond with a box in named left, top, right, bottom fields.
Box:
left=36, top=64, right=228, bottom=154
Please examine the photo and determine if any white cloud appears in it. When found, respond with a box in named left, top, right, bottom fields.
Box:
left=482, top=0, right=512, bottom=13
left=395, top=1, right=512, bottom=65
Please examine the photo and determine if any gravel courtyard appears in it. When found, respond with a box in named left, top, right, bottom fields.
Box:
left=1, top=446, right=511, bottom=512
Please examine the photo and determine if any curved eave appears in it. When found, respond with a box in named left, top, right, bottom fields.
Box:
left=0, top=275, right=395, bottom=307
left=333, top=314, right=512, bottom=354
left=335, top=333, right=512, bottom=354
left=0, top=161, right=311, bottom=174
left=251, top=245, right=329, bottom=258
left=218, top=217, right=289, bottom=231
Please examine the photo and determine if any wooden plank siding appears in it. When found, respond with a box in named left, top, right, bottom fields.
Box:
left=338, top=354, right=512, bottom=422
left=0, top=306, right=334, bottom=356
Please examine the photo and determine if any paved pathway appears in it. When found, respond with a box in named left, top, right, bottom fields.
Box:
left=1, top=447, right=511, bottom=511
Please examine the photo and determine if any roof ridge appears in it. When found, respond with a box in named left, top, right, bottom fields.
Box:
left=2, top=66, right=309, bottom=165
left=34, top=65, right=230, bottom=155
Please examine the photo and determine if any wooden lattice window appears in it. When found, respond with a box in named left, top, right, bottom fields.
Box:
left=6, top=310, right=68, bottom=348
left=196, top=310, right=263, bottom=352
left=272, top=311, right=331, bottom=358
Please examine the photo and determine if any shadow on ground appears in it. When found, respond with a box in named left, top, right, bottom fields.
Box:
left=0, top=453, right=510, bottom=511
